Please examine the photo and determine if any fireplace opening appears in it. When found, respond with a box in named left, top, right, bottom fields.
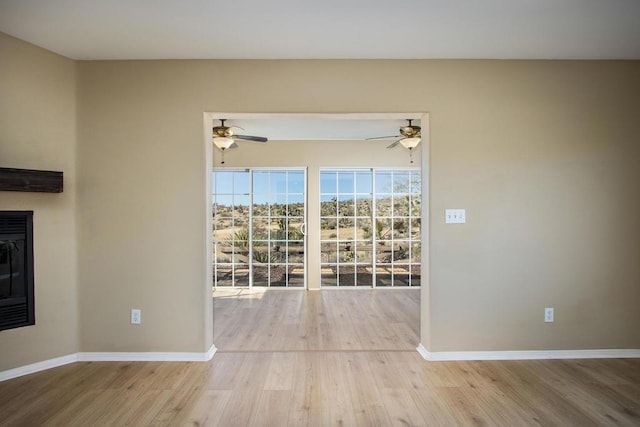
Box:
left=0, top=211, right=35, bottom=331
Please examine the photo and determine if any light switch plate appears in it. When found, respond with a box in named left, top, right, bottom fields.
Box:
left=445, top=209, right=466, bottom=224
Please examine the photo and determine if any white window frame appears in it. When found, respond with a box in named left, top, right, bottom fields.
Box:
left=212, top=167, right=307, bottom=289
left=319, top=167, right=421, bottom=288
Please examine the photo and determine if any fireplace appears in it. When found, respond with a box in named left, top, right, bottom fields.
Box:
left=0, top=211, right=34, bottom=331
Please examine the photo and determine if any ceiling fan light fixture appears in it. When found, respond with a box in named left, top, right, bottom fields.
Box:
left=400, top=137, right=421, bottom=149
left=213, top=136, right=235, bottom=150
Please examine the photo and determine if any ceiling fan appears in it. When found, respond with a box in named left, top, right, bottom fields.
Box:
left=212, top=119, right=268, bottom=164
left=367, top=119, right=422, bottom=163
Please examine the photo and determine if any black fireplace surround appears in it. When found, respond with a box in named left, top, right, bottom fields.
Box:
left=0, top=211, right=35, bottom=331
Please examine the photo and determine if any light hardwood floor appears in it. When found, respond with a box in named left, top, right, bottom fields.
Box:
left=0, top=289, right=639, bottom=426
left=213, top=288, right=420, bottom=351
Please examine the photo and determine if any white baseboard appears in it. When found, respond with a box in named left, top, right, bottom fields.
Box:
left=416, top=343, right=430, bottom=360
left=0, top=354, right=78, bottom=382
left=1, top=344, right=218, bottom=382
left=205, top=343, right=218, bottom=360
left=416, top=344, right=640, bottom=361
left=78, top=344, right=218, bottom=362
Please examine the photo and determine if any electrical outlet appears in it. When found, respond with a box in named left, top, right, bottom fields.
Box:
left=544, top=307, right=554, bottom=323
left=131, top=309, right=141, bottom=324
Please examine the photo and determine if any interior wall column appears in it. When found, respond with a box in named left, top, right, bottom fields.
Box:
left=419, top=112, right=432, bottom=354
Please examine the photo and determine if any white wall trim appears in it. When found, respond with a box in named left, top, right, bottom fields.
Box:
left=78, top=344, right=218, bottom=362
left=205, top=343, right=218, bottom=361
left=416, top=343, right=430, bottom=360
left=416, top=344, right=640, bottom=361
left=1, top=345, right=218, bottom=382
left=0, top=354, right=78, bottom=382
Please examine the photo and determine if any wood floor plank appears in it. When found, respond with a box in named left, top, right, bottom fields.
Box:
left=249, top=390, right=294, bottom=427
left=287, top=352, right=330, bottom=427
left=323, top=352, right=360, bottom=426
left=41, top=389, right=110, bottom=427
left=380, top=388, right=427, bottom=426
left=203, top=352, right=246, bottom=391
left=150, top=362, right=210, bottom=426
left=215, top=353, right=271, bottom=427
left=180, top=390, right=231, bottom=427
left=117, top=389, right=174, bottom=426
left=263, top=352, right=297, bottom=391
left=410, top=387, right=463, bottom=426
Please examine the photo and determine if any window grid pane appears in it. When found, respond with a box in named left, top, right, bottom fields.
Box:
left=214, top=169, right=306, bottom=288
left=213, top=170, right=250, bottom=287
left=321, top=168, right=420, bottom=288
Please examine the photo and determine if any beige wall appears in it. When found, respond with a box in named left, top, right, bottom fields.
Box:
left=0, top=33, right=78, bottom=370
left=76, top=59, right=640, bottom=352
left=2, top=30, right=639, bottom=368
left=428, top=63, right=640, bottom=350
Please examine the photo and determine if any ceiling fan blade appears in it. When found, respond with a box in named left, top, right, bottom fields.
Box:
left=366, top=134, right=401, bottom=140
left=235, top=135, right=268, bottom=143
left=229, top=142, right=239, bottom=149
left=387, top=139, right=402, bottom=149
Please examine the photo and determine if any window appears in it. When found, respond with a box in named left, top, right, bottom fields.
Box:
left=212, top=169, right=306, bottom=288
left=212, top=170, right=250, bottom=287
left=252, top=170, right=305, bottom=287
left=320, top=169, right=421, bottom=287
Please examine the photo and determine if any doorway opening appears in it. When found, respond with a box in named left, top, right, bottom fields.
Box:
left=204, top=112, right=430, bottom=352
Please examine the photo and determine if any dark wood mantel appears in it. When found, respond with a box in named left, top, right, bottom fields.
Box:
left=0, top=167, right=63, bottom=193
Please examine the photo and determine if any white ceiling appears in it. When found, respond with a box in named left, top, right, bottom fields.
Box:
left=1, top=0, right=639, bottom=60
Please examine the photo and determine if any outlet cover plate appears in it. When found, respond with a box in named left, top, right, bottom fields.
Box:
left=131, top=309, right=141, bottom=324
